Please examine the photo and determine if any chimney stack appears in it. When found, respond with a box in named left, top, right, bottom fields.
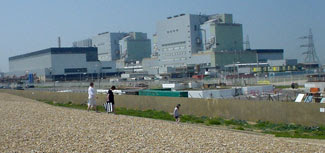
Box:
left=58, top=37, right=61, bottom=48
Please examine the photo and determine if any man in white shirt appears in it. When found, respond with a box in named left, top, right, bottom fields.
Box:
left=87, top=82, right=98, bottom=112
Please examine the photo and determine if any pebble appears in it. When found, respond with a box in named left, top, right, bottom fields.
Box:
left=0, top=93, right=324, bottom=152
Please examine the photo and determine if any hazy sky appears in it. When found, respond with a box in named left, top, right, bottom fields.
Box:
left=0, top=0, right=324, bottom=72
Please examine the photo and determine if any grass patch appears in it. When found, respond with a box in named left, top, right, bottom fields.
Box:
left=274, top=85, right=304, bottom=89
left=117, top=108, right=174, bottom=121
left=234, top=126, right=245, bottom=131
left=37, top=99, right=325, bottom=139
left=181, top=115, right=205, bottom=123
left=256, top=121, right=325, bottom=139
left=205, top=118, right=223, bottom=125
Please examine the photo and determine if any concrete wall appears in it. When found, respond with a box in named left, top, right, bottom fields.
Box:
left=212, top=24, right=243, bottom=51
left=214, top=51, right=257, bottom=67
left=125, top=40, right=151, bottom=62
left=9, top=52, right=51, bottom=76
left=258, top=52, right=283, bottom=62
left=2, top=90, right=325, bottom=126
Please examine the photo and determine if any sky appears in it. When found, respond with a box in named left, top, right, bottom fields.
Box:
left=0, top=0, right=324, bottom=72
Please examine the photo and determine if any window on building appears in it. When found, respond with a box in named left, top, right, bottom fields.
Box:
left=102, top=67, right=112, bottom=69
left=64, top=68, right=87, bottom=73
left=194, top=25, right=197, bottom=31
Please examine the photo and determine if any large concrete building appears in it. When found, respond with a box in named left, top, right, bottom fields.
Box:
left=8, top=47, right=117, bottom=81
left=74, top=32, right=151, bottom=65
left=92, top=32, right=128, bottom=61
left=143, top=13, right=246, bottom=75
left=119, top=32, right=151, bottom=63
left=143, top=13, right=288, bottom=76
left=201, top=14, right=243, bottom=51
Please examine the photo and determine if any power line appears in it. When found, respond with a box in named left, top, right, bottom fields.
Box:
left=299, top=29, right=320, bottom=65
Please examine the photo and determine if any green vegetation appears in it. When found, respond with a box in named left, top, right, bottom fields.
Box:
left=256, top=121, right=325, bottom=139
left=274, top=85, right=304, bottom=89
left=38, top=99, right=325, bottom=139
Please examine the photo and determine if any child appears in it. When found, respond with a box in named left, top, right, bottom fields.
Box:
left=173, top=104, right=181, bottom=123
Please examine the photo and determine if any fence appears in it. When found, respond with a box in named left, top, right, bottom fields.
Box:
left=1, top=89, right=325, bottom=126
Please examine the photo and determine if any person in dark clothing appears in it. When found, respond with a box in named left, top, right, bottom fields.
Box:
left=106, top=86, right=116, bottom=113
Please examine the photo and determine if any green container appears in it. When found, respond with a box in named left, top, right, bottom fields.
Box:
left=139, top=90, right=188, bottom=97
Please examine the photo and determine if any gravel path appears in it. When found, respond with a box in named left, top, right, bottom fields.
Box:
left=0, top=93, right=324, bottom=152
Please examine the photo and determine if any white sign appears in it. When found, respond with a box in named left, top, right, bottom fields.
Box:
left=295, top=94, right=305, bottom=102
left=320, top=108, right=325, bottom=113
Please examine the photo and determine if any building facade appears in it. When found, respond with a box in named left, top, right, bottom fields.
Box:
left=119, top=32, right=151, bottom=63
left=8, top=47, right=117, bottom=81
left=201, top=14, right=243, bottom=51
left=92, top=32, right=128, bottom=61
left=143, top=13, right=245, bottom=74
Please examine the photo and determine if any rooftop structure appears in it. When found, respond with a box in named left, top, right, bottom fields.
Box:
left=72, top=38, right=92, bottom=47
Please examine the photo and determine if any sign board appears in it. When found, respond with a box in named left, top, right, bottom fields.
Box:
left=295, top=94, right=305, bottom=102
left=320, top=108, right=325, bottom=113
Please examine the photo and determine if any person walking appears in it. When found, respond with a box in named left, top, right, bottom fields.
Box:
left=106, top=86, right=116, bottom=113
left=173, top=104, right=181, bottom=123
left=87, top=82, right=98, bottom=112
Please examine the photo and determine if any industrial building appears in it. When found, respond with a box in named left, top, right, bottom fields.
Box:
left=74, top=32, right=152, bottom=67
left=155, top=13, right=243, bottom=66
left=8, top=47, right=117, bottom=81
left=7, top=12, right=300, bottom=81
left=92, top=32, right=128, bottom=61
left=143, top=13, right=249, bottom=75
left=119, top=32, right=151, bottom=63
left=142, top=13, right=292, bottom=76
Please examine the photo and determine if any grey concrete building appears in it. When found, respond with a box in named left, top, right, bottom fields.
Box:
left=8, top=47, right=117, bottom=81
left=142, top=57, right=159, bottom=74
left=92, top=32, right=128, bottom=61
left=72, top=38, right=92, bottom=47
left=201, top=14, right=243, bottom=51
left=156, top=14, right=205, bottom=68
left=119, top=32, right=151, bottom=63
left=155, top=13, right=243, bottom=68
left=143, top=13, right=245, bottom=75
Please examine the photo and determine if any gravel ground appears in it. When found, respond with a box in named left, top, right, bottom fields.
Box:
left=0, top=93, right=325, bottom=152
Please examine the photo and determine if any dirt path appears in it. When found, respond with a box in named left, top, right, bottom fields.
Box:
left=0, top=93, right=324, bottom=152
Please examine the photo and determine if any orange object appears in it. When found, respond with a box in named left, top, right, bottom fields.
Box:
left=310, top=88, right=320, bottom=93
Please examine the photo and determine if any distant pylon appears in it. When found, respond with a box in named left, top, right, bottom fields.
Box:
left=299, top=29, right=320, bottom=64
left=244, top=35, right=251, bottom=50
